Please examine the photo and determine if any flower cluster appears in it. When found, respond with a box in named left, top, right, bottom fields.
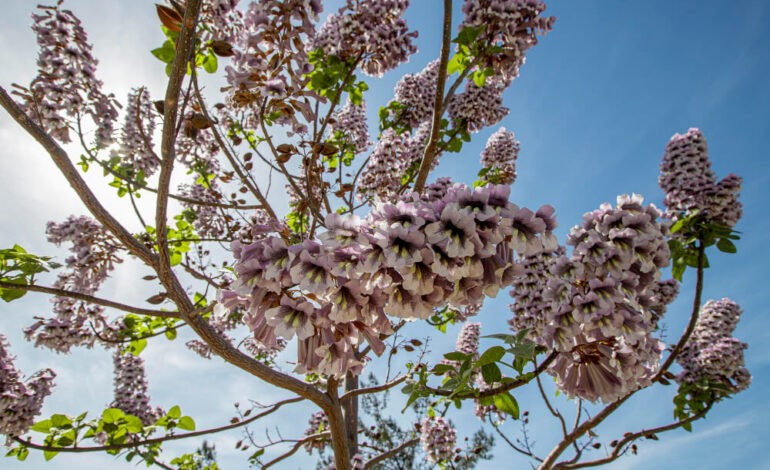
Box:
left=0, top=335, right=56, bottom=439
left=225, top=0, right=320, bottom=134
left=179, top=181, right=227, bottom=239
left=303, top=410, right=330, bottom=452
left=455, top=322, right=481, bottom=357
left=220, top=183, right=556, bottom=378
left=114, top=87, right=159, bottom=180
left=328, top=99, right=371, bottom=154
left=448, top=77, right=510, bottom=133
left=199, top=0, right=245, bottom=43
left=25, top=216, right=123, bottom=353
left=480, top=127, right=519, bottom=185
left=511, top=195, right=673, bottom=403
left=419, top=416, right=457, bottom=463
left=391, top=60, right=440, bottom=128
left=17, top=3, right=118, bottom=147
left=659, top=128, right=743, bottom=228
left=111, top=350, right=163, bottom=425
left=460, top=0, right=555, bottom=79
left=309, top=0, right=418, bottom=77
left=677, top=299, right=751, bottom=394
left=357, top=124, right=433, bottom=203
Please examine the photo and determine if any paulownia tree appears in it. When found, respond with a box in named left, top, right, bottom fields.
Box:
left=0, top=0, right=750, bottom=469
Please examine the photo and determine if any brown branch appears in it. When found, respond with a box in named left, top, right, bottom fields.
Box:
left=0, top=281, right=179, bottom=319
left=261, top=431, right=331, bottom=469
left=0, top=86, right=156, bottom=267
left=11, top=396, right=304, bottom=454
left=363, top=437, right=420, bottom=469
left=326, top=377, right=352, bottom=470
left=655, top=241, right=706, bottom=379
left=340, top=374, right=407, bottom=403
left=555, top=404, right=712, bottom=469
left=491, top=421, right=542, bottom=462
left=412, top=0, right=452, bottom=193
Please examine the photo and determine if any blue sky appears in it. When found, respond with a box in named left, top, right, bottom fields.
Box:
left=1, top=1, right=769, bottom=469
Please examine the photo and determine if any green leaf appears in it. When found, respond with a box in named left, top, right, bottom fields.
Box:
left=716, top=238, right=737, bottom=253
left=447, top=53, right=465, bottom=75
left=682, top=421, right=692, bottom=432
left=30, top=419, right=52, bottom=433
left=124, top=415, right=144, bottom=434
left=443, top=351, right=468, bottom=362
left=102, top=408, right=126, bottom=424
left=481, top=362, right=502, bottom=384
left=472, top=69, right=487, bottom=87
left=493, top=392, right=520, bottom=419
left=177, top=416, right=196, bottom=431
left=167, top=405, right=182, bottom=419
left=50, top=414, right=72, bottom=429
left=476, top=346, right=506, bottom=367
left=43, top=450, right=59, bottom=461
left=203, top=51, right=218, bottom=73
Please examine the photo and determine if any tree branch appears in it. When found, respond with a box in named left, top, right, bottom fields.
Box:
left=11, top=396, right=304, bottom=454
left=363, top=437, right=420, bottom=469
left=555, top=403, right=712, bottom=469
left=0, top=280, right=178, bottom=319
left=413, top=0, right=452, bottom=193
left=340, top=374, right=407, bottom=403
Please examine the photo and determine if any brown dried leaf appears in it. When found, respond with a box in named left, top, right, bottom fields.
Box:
left=210, top=40, right=235, bottom=57
left=146, top=293, right=167, bottom=305
left=153, top=100, right=165, bottom=115
left=156, top=4, right=182, bottom=32
left=189, top=113, right=212, bottom=130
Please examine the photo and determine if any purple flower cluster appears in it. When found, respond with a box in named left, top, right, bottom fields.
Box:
left=199, top=0, right=245, bottom=43
left=309, top=0, right=418, bottom=77
left=455, top=322, right=481, bottom=357
left=448, top=77, right=510, bottom=133
left=329, top=99, right=371, bottom=154
left=391, top=60, right=440, bottom=128
left=179, top=181, right=227, bottom=238
left=480, top=127, right=519, bottom=185
left=357, top=129, right=409, bottom=201
left=460, top=0, right=555, bottom=80
left=18, top=4, right=118, bottom=147
left=659, top=128, right=743, bottom=228
left=25, top=216, right=123, bottom=353
left=508, top=247, right=562, bottom=346
left=0, top=335, right=55, bottom=439
left=303, top=410, right=329, bottom=452
left=115, top=87, right=159, bottom=179
left=110, top=351, right=163, bottom=425
left=357, top=123, right=433, bottom=203
left=419, top=416, right=457, bottom=463
left=220, top=184, right=556, bottom=378
left=224, top=0, right=320, bottom=134
left=511, top=195, right=673, bottom=403
left=677, top=299, right=751, bottom=394
left=176, top=111, right=221, bottom=175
